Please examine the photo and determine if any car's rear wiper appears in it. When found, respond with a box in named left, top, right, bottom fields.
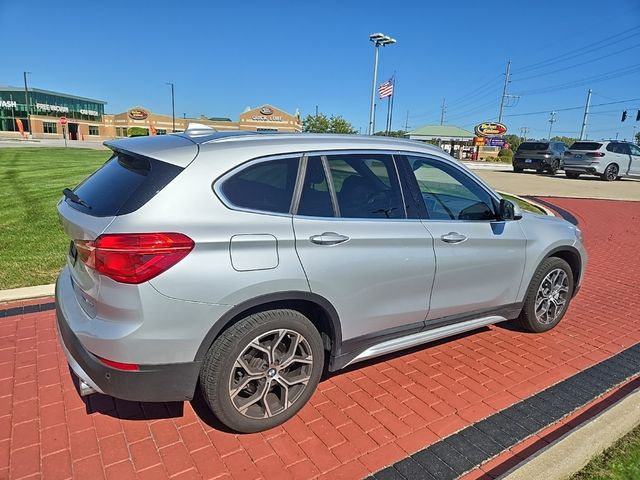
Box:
left=62, top=188, right=92, bottom=209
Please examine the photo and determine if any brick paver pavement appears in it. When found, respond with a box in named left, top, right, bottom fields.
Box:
left=1, top=197, right=639, bottom=480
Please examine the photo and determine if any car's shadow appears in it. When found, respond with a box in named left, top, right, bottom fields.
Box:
left=77, top=320, right=530, bottom=431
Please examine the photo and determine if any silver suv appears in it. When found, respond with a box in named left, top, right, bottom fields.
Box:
left=563, top=140, right=640, bottom=181
left=55, top=129, right=586, bottom=432
left=512, top=141, right=567, bottom=174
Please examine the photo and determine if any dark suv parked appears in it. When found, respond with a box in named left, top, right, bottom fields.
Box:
left=513, top=141, right=567, bottom=174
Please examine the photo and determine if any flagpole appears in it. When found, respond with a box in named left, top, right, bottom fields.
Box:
left=388, top=73, right=396, bottom=134
left=385, top=96, right=391, bottom=135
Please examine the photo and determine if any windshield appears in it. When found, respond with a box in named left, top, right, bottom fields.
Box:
left=518, top=142, right=549, bottom=151
left=569, top=142, right=602, bottom=151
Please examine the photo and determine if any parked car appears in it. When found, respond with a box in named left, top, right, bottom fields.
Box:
left=512, top=141, right=567, bottom=174
left=55, top=129, right=586, bottom=432
left=563, top=140, right=640, bottom=181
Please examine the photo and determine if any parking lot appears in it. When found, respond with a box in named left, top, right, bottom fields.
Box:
left=1, top=196, right=639, bottom=479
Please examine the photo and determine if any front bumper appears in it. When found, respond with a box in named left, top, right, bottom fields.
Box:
left=55, top=279, right=202, bottom=402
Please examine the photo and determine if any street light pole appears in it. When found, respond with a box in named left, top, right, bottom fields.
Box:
left=166, top=82, right=175, bottom=132
left=23, top=71, right=32, bottom=137
left=367, top=33, right=396, bottom=135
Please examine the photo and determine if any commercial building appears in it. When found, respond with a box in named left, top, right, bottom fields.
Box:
left=0, top=85, right=302, bottom=141
left=406, top=124, right=476, bottom=159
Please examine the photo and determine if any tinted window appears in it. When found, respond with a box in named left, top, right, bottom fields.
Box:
left=406, top=156, right=496, bottom=221
left=327, top=154, right=404, bottom=219
left=630, top=145, right=640, bottom=156
left=67, top=153, right=182, bottom=217
left=221, top=157, right=299, bottom=213
left=570, top=142, right=602, bottom=151
left=297, top=156, right=334, bottom=217
left=518, top=142, right=549, bottom=151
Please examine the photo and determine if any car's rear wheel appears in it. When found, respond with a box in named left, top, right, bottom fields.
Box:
left=565, top=172, right=580, bottom=179
left=518, top=257, right=574, bottom=333
left=548, top=159, right=560, bottom=175
left=199, top=309, right=324, bottom=433
left=601, top=163, right=619, bottom=181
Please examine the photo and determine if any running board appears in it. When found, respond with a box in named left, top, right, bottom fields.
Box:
left=344, top=315, right=505, bottom=367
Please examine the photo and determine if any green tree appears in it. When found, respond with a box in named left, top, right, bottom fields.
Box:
left=551, top=135, right=578, bottom=147
left=127, top=127, right=149, bottom=137
left=374, top=130, right=407, bottom=138
left=303, top=113, right=357, bottom=134
left=635, top=131, right=640, bottom=144
left=504, top=134, right=521, bottom=153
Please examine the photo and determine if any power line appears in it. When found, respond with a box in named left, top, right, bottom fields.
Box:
left=504, top=97, right=640, bottom=117
left=514, top=25, right=640, bottom=74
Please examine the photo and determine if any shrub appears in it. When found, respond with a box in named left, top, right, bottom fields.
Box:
left=128, top=127, right=149, bottom=137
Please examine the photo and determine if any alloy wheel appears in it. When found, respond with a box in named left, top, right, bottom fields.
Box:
left=606, top=164, right=619, bottom=181
left=228, top=329, right=313, bottom=419
left=534, top=268, right=569, bottom=324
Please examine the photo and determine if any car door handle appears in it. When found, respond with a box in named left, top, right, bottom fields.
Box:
left=309, top=232, right=350, bottom=246
left=440, top=232, right=467, bottom=244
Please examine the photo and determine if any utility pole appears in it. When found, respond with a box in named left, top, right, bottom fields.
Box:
left=498, top=60, right=511, bottom=124
left=548, top=111, right=557, bottom=140
left=520, top=126, right=529, bottom=142
left=315, top=105, right=318, bottom=117
left=579, top=89, right=592, bottom=140
left=166, top=82, right=176, bottom=132
left=404, top=110, right=410, bottom=133
left=440, top=98, right=446, bottom=125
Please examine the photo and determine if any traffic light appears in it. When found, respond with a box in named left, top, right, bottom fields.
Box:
left=636, top=110, right=640, bottom=122
left=621, top=110, right=628, bottom=122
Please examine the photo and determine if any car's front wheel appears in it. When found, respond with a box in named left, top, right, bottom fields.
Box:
left=518, top=257, right=574, bottom=333
left=199, top=309, right=324, bottom=433
left=548, top=159, right=560, bottom=175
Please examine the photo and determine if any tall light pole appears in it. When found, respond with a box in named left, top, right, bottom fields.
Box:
left=579, top=88, right=592, bottom=141
left=368, top=32, right=396, bottom=135
left=498, top=60, right=511, bottom=124
left=166, top=82, right=175, bottom=132
left=23, top=71, right=32, bottom=136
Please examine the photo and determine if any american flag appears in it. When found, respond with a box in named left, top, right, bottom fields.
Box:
left=378, top=78, right=394, bottom=99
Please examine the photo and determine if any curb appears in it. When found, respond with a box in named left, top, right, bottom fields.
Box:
left=0, top=284, right=55, bottom=303
left=503, top=385, right=640, bottom=480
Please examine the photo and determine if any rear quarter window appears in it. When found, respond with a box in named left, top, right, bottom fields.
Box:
left=219, top=157, right=300, bottom=214
left=66, top=153, right=182, bottom=217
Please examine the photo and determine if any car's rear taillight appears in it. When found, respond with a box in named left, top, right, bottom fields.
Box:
left=74, top=233, right=194, bottom=284
left=95, top=355, right=140, bottom=371
left=586, top=152, right=605, bottom=157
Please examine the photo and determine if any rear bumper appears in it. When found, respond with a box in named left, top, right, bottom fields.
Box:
left=513, top=157, right=550, bottom=169
left=563, top=164, right=602, bottom=175
left=55, top=277, right=202, bottom=402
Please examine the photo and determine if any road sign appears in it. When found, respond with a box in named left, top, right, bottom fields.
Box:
left=59, top=116, right=67, bottom=125
left=485, top=137, right=506, bottom=147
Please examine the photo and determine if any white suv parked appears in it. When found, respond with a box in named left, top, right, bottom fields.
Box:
left=563, top=141, right=640, bottom=181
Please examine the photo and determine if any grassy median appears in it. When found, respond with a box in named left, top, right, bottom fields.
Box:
left=571, top=425, right=640, bottom=479
left=0, top=148, right=108, bottom=289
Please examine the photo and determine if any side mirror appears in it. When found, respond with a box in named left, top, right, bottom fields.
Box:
left=499, top=199, right=523, bottom=221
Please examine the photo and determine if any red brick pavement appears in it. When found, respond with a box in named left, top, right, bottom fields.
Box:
left=1, top=197, right=639, bottom=480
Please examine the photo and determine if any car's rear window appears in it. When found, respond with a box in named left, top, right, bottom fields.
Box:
left=517, top=142, right=549, bottom=151
left=66, top=152, right=182, bottom=217
left=569, top=142, right=602, bottom=151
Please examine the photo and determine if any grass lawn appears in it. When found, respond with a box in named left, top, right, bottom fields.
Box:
left=0, top=148, right=108, bottom=289
left=571, top=424, right=640, bottom=479
left=500, top=192, right=546, bottom=214
left=0, top=147, right=547, bottom=290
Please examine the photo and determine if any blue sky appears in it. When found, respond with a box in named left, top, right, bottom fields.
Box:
left=1, top=0, right=639, bottom=140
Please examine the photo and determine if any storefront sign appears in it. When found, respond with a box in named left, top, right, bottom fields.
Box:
left=484, top=137, right=506, bottom=147
left=80, top=109, right=99, bottom=116
left=0, top=99, right=18, bottom=109
left=474, top=122, right=507, bottom=137
left=36, top=102, right=70, bottom=114
left=250, top=115, right=284, bottom=122
left=128, top=108, right=149, bottom=120
left=473, top=137, right=485, bottom=146
left=260, top=107, right=273, bottom=115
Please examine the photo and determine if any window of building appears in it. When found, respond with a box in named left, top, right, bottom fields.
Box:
left=219, top=157, right=300, bottom=214
left=89, top=126, right=99, bottom=136
left=157, top=129, right=167, bottom=135
left=43, top=122, right=57, bottom=134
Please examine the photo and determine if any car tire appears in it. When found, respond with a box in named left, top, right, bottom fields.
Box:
left=513, top=167, right=523, bottom=173
left=565, top=172, right=580, bottom=179
left=601, top=163, right=619, bottom=181
left=548, top=159, right=560, bottom=175
left=536, top=168, right=545, bottom=174
left=518, top=257, right=574, bottom=333
left=199, top=309, right=324, bottom=433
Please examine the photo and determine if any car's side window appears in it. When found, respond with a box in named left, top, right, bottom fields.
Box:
left=219, top=157, right=299, bottom=214
left=630, top=145, right=640, bottom=156
left=326, top=153, right=405, bottom=219
left=619, top=144, right=631, bottom=155
left=403, top=156, right=497, bottom=221
left=297, top=156, right=334, bottom=217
